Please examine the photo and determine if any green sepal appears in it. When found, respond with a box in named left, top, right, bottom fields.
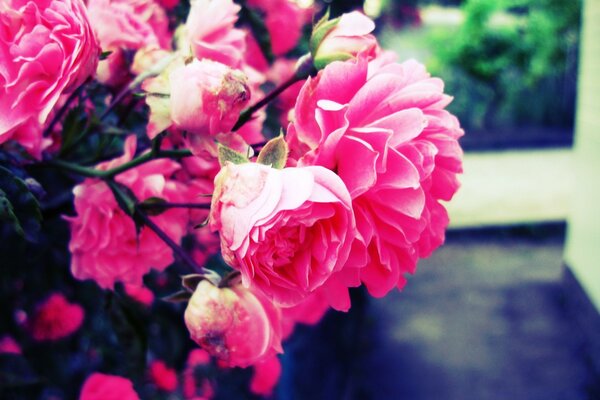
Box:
left=257, top=134, right=288, bottom=169
left=217, top=143, right=250, bottom=167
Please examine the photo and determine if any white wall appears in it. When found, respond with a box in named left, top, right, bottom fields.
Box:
left=564, top=0, right=600, bottom=311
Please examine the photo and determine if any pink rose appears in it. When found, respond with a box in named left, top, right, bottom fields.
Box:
left=67, top=136, right=189, bottom=289
left=250, top=355, right=281, bottom=396
left=79, top=373, right=140, bottom=400
left=185, top=0, right=247, bottom=67
left=209, top=162, right=360, bottom=308
left=0, top=336, right=21, bottom=355
left=87, top=0, right=171, bottom=84
left=28, top=293, right=84, bottom=341
left=149, top=360, right=178, bottom=392
left=311, top=11, right=377, bottom=69
left=184, top=279, right=283, bottom=368
left=288, top=55, right=464, bottom=298
left=0, top=0, right=98, bottom=153
left=248, top=0, right=312, bottom=56
left=124, top=284, right=155, bottom=307
left=170, top=59, right=250, bottom=136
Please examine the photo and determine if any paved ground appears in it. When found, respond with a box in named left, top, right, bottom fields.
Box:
left=279, top=228, right=600, bottom=400
left=446, top=149, right=573, bottom=228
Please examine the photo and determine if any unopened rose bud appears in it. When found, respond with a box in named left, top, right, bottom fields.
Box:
left=184, top=280, right=282, bottom=368
left=310, top=11, right=377, bottom=70
left=169, top=59, right=250, bottom=136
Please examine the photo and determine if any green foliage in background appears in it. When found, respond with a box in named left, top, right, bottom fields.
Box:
left=428, top=0, right=580, bottom=132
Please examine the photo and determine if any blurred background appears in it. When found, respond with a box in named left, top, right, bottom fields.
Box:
left=282, top=0, right=599, bottom=399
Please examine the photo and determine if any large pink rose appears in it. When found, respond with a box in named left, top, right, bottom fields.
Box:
left=288, top=55, right=464, bottom=298
left=209, top=162, right=359, bottom=308
left=67, top=136, right=189, bottom=289
left=184, top=279, right=283, bottom=368
left=185, top=0, right=247, bottom=67
left=0, top=0, right=98, bottom=152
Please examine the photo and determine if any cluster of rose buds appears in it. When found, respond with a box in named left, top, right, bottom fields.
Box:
left=0, top=0, right=463, bottom=397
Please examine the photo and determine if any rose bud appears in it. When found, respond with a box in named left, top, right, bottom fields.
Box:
left=184, top=279, right=282, bottom=368
left=169, top=59, right=250, bottom=150
left=310, top=11, right=377, bottom=70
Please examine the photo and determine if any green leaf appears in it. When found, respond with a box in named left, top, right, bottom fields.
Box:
left=59, top=105, right=88, bottom=156
left=0, top=166, right=41, bottom=242
left=257, top=134, right=288, bottom=169
left=162, top=290, right=192, bottom=303
left=181, top=274, right=206, bottom=293
left=217, top=143, right=249, bottom=167
left=99, top=50, right=113, bottom=60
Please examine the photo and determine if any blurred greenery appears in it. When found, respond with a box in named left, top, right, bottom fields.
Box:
left=380, top=0, right=580, bottom=148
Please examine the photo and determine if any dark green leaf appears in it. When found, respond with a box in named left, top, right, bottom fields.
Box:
left=162, top=290, right=192, bottom=303
left=0, top=166, right=42, bottom=242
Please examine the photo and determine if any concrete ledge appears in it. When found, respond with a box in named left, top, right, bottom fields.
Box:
left=562, top=265, right=600, bottom=390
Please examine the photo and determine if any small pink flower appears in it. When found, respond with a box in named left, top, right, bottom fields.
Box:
left=87, top=0, right=171, bottom=84
left=28, top=293, right=84, bottom=341
left=311, top=11, right=377, bottom=69
left=67, top=136, right=189, bottom=289
left=184, top=280, right=282, bottom=368
left=185, top=0, right=247, bottom=67
left=169, top=59, right=250, bottom=138
left=248, top=0, right=312, bottom=56
left=149, top=360, right=178, bottom=392
left=250, top=355, right=281, bottom=396
left=79, top=373, right=140, bottom=400
left=0, top=336, right=21, bottom=355
left=210, top=162, right=360, bottom=308
left=187, top=348, right=211, bottom=366
left=288, top=55, right=464, bottom=298
left=124, top=284, right=155, bottom=307
left=0, top=0, right=98, bottom=157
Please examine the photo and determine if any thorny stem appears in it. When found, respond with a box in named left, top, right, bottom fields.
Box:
left=134, top=207, right=219, bottom=281
left=48, top=147, right=192, bottom=179
left=232, top=53, right=317, bottom=131
left=139, top=202, right=211, bottom=211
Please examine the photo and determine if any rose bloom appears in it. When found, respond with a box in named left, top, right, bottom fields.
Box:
left=67, top=136, right=189, bottom=289
left=247, top=0, right=311, bottom=56
left=0, top=0, right=98, bottom=156
left=250, top=355, right=281, bottom=396
left=287, top=54, right=464, bottom=298
left=0, top=336, right=21, bottom=355
left=311, top=11, right=377, bottom=70
left=28, top=293, right=84, bottom=341
left=169, top=59, right=250, bottom=137
left=79, top=373, right=140, bottom=400
left=210, top=162, right=360, bottom=308
left=87, top=0, right=171, bottom=84
left=149, top=360, right=178, bottom=392
left=184, top=279, right=283, bottom=368
left=185, top=0, right=246, bottom=67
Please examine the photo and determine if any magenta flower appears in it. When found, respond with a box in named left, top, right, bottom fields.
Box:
left=184, top=279, right=283, bottom=368
left=28, top=293, right=84, bottom=341
left=185, top=0, right=247, bottom=67
left=149, top=360, right=178, bottom=392
left=79, top=373, right=140, bottom=400
left=209, top=162, right=360, bottom=308
left=0, top=0, right=99, bottom=157
left=288, top=55, right=464, bottom=298
left=67, top=136, right=189, bottom=289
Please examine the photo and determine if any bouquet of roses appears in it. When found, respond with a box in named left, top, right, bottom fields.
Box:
left=0, top=0, right=463, bottom=398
